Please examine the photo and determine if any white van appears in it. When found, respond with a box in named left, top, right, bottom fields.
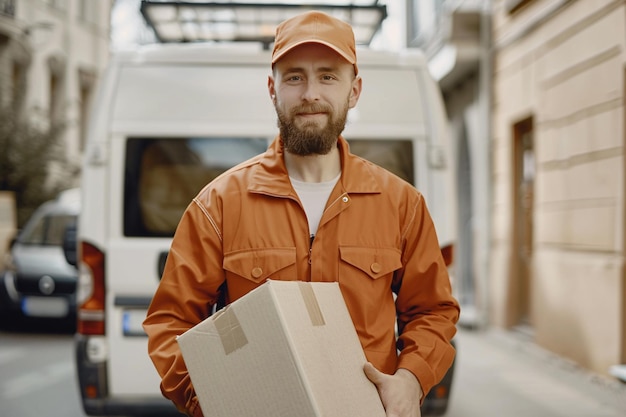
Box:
left=71, top=43, right=456, bottom=416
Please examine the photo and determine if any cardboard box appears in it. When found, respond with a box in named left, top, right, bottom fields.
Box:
left=177, top=280, right=386, bottom=417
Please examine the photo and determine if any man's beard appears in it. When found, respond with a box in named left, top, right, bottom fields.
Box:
left=275, top=100, right=349, bottom=156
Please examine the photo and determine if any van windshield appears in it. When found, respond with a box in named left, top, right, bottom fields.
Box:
left=124, top=137, right=268, bottom=237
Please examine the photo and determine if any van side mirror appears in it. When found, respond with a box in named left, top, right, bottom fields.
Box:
left=63, top=223, right=78, bottom=267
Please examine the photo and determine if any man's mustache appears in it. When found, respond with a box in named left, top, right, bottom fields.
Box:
left=291, top=104, right=332, bottom=115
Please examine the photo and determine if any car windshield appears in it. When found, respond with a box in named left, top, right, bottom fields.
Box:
left=19, top=214, right=77, bottom=246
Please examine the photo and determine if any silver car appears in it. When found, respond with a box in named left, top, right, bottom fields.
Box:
left=0, top=188, right=80, bottom=331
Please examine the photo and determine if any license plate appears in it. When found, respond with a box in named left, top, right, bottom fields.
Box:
left=122, top=309, right=148, bottom=336
left=21, top=296, right=69, bottom=318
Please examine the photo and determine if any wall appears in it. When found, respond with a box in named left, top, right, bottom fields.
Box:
left=491, top=0, right=625, bottom=374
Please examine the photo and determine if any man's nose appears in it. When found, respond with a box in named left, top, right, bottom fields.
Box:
left=301, top=80, right=321, bottom=101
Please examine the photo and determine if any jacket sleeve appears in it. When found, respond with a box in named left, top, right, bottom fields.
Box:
left=394, top=194, right=460, bottom=397
left=143, top=199, right=225, bottom=417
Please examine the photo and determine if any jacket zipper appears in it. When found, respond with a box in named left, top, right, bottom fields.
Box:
left=308, top=234, right=315, bottom=265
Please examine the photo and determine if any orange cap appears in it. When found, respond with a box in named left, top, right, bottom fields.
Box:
left=272, top=11, right=358, bottom=75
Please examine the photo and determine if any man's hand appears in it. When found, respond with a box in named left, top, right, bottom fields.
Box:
left=363, top=362, right=423, bottom=417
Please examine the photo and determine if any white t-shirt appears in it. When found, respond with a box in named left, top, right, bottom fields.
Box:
left=290, top=173, right=340, bottom=237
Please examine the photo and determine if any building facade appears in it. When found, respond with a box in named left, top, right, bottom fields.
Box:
left=492, top=0, right=625, bottom=376
left=0, top=0, right=112, bottom=170
left=412, top=0, right=626, bottom=377
left=0, top=0, right=112, bottom=258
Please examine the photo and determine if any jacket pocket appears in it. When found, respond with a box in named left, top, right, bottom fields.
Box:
left=223, top=247, right=297, bottom=284
left=339, top=246, right=402, bottom=280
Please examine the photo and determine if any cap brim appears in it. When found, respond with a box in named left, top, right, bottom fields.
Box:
left=271, top=40, right=356, bottom=65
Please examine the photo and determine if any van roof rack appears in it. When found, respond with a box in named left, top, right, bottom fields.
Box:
left=140, top=1, right=387, bottom=48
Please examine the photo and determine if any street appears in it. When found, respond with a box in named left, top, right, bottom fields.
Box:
left=446, top=327, right=626, bottom=417
left=0, top=323, right=86, bottom=417
left=1, top=324, right=625, bottom=417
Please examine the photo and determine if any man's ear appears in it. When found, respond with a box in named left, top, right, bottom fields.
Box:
left=348, top=76, right=362, bottom=109
left=268, top=75, right=276, bottom=101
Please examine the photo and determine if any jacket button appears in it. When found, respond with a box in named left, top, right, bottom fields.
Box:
left=370, top=263, right=381, bottom=274
left=342, top=196, right=349, bottom=203
left=251, top=267, right=263, bottom=278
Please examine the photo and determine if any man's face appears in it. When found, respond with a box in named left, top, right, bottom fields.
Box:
left=269, top=43, right=362, bottom=156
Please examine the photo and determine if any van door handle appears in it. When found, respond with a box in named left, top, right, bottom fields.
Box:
left=158, top=251, right=168, bottom=280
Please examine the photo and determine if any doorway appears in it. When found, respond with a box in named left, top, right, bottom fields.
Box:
left=513, top=117, right=534, bottom=329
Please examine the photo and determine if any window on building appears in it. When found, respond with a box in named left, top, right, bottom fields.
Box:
left=78, top=0, right=98, bottom=25
left=49, top=72, right=60, bottom=124
left=11, top=62, right=25, bottom=111
left=48, top=59, right=66, bottom=128
left=78, top=0, right=87, bottom=21
left=78, top=69, right=95, bottom=151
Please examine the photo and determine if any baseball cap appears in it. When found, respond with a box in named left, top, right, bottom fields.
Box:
left=271, top=11, right=358, bottom=75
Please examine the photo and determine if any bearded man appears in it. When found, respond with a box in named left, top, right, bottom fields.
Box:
left=144, top=10, right=459, bottom=417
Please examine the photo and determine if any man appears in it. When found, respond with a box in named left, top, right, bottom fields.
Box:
left=143, top=10, right=459, bottom=417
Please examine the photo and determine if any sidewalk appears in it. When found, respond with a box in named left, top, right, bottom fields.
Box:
left=444, top=327, right=626, bottom=417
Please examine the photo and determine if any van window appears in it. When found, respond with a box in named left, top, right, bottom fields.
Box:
left=124, top=137, right=268, bottom=237
left=347, top=139, right=414, bottom=184
left=124, top=138, right=412, bottom=237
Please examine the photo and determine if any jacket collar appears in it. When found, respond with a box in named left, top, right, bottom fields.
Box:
left=248, top=135, right=382, bottom=197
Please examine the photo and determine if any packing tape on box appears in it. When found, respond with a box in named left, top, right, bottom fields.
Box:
left=213, top=281, right=325, bottom=355
left=298, top=281, right=325, bottom=326
left=214, top=306, right=248, bottom=355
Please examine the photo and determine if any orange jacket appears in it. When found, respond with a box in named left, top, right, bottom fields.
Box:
left=143, top=136, right=459, bottom=417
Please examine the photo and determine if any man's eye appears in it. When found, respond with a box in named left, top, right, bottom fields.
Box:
left=287, top=75, right=302, bottom=81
